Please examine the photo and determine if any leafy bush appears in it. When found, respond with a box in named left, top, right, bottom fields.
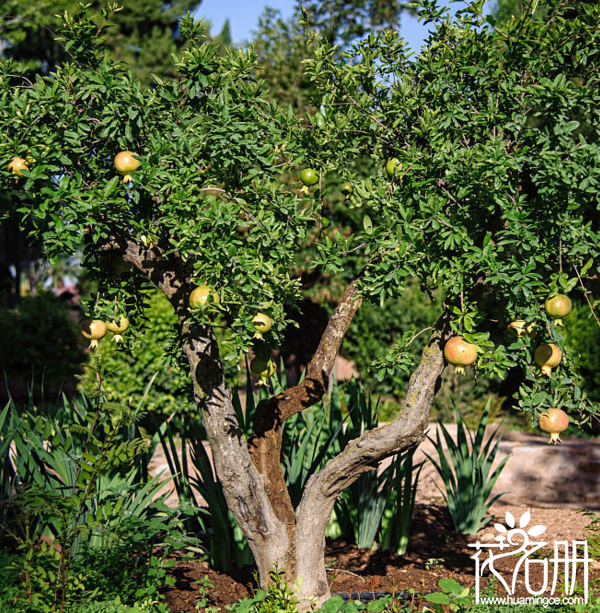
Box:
left=0, top=384, right=195, bottom=613
left=82, top=291, right=194, bottom=429
left=0, top=292, right=85, bottom=401
left=564, top=301, right=600, bottom=403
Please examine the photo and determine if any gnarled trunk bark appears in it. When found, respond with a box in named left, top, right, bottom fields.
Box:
left=114, top=237, right=450, bottom=604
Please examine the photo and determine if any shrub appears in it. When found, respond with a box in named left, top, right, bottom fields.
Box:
left=0, top=292, right=85, bottom=401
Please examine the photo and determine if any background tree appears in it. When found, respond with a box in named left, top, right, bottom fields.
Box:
left=298, top=0, right=416, bottom=46
left=0, top=0, right=201, bottom=82
left=1, top=0, right=599, bottom=607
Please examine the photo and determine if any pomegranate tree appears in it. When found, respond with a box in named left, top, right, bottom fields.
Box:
left=4, top=3, right=600, bottom=606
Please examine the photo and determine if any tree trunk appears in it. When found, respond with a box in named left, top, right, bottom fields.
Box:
left=116, top=239, right=450, bottom=604
left=196, top=311, right=449, bottom=606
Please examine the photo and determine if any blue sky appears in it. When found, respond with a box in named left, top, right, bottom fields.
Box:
left=194, top=1, right=476, bottom=52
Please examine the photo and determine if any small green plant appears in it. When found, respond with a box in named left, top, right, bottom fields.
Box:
left=424, top=557, right=445, bottom=572
left=0, top=365, right=192, bottom=613
left=423, top=578, right=470, bottom=613
left=194, top=576, right=220, bottom=613
left=228, top=568, right=299, bottom=613
left=332, top=380, right=423, bottom=552
left=426, top=399, right=510, bottom=535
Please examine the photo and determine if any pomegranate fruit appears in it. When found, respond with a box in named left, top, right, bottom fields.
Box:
left=81, top=319, right=107, bottom=349
left=538, top=408, right=569, bottom=444
left=507, top=320, right=526, bottom=337
left=8, top=157, right=29, bottom=178
left=250, top=355, right=277, bottom=386
left=114, top=151, right=140, bottom=183
left=507, top=320, right=535, bottom=337
left=300, top=168, right=319, bottom=187
left=106, top=315, right=129, bottom=343
left=544, top=294, right=572, bottom=326
left=534, top=343, right=562, bottom=377
left=252, top=313, right=272, bottom=339
left=385, top=157, right=400, bottom=178
left=443, top=336, right=477, bottom=375
left=189, top=285, right=220, bottom=309
left=340, top=182, right=353, bottom=197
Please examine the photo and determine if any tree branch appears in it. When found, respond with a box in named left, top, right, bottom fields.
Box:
left=293, top=311, right=451, bottom=602
left=246, top=277, right=363, bottom=530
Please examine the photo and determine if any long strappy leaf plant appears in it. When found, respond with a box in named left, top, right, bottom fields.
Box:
left=426, top=399, right=510, bottom=535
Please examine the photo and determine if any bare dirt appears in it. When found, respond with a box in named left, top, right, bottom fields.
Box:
left=158, top=426, right=600, bottom=612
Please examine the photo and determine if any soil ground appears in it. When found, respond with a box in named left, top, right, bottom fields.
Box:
left=156, top=426, right=600, bottom=612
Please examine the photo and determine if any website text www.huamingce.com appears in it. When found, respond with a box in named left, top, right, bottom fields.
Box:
left=476, top=596, right=586, bottom=607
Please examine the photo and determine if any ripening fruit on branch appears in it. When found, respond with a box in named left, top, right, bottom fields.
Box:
left=385, top=157, right=400, bottom=178
left=252, top=313, right=272, bottom=339
left=300, top=168, right=319, bottom=187
left=534, top=343, right=562, bottom=377
left=114, top=151, right=140, bottom=183
left=106, top=316, right=129, bottom=343
left=538, top=408, right=569, bottom=445
left=189, top=285, right=220, bottom=309
left=8, top=157, right=29, bottom=178
left=507, top=320, right=535, bottom=337
left=545, top=294, right=572, bottom=326
left=340, top=182, right=353, bottom=198
left=443, top=336, right=477, bottom=375
left=250, top=355, right=277, bottom=386
left=82, top=319, right=107, bottom=349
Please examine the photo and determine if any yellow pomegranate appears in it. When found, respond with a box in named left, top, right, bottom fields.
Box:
left=106, top=316, right=129, bottom=343
left=544, top=294, right=572, bottom=326
left=8, top=157, right=29, bottom=178
left=252, top=313, right=272, bottom=339
left=534, top=343, right=562, bottom=377
left=189, top=285, right=220, bottom=309
left=114, top=150, right=140, bottom=183
left=507, top=320, right=535, bottom=337
left=81, top=319, right=107, bottom=349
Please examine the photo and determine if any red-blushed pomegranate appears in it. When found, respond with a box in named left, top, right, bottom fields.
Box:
left=106, top=316, right=129, bottom=343
left=189, top=285, right=220, bottom=309
left=443, top=336, right=477, bottom=375
left=534, top=343, right=562, bottom=377
left=545, top=294, right=572, bottom=326
left=114, top=151, right=140, bottom=183
left=252, top=313, right=272, bottom=339
left=538, top=408, right=569, bottom=444
left=8, top=157, right=29, bottom=178
left=82, top=319, right=107, bottom=349
left=250, top=355, right=277, bottom=386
